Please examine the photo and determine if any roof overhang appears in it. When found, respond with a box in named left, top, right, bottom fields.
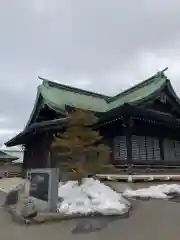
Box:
left=99, top=103, right=180, bottom=125
left=5, top=117, right=68, bottom=147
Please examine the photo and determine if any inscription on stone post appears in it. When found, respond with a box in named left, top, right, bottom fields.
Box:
left=27, top=168, right=59, bottom=212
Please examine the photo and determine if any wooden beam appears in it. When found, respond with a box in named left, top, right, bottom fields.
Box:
left=159, top=138, right=164, bottom=161
left=125, top=117, right=133, bottom=167
left=165, top=92, right=180, bottom=116
left=161, top=67, right=168, bottom=73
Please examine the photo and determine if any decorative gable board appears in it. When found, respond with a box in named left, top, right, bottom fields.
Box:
left=157, top=92, right=167, bottom=103
left=144, top=89, right=180, bottom=118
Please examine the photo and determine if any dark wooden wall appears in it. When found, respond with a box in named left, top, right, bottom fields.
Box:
left=22, top=118, right=180, bottom=170
left=101, top=118, right=180, bottom=166
left=23, top=132, right=53, bottom=170
left=145, top=87, right=180, bottom=118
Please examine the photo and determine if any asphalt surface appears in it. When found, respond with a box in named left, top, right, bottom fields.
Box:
left=1, top=184, right=180, bottom=240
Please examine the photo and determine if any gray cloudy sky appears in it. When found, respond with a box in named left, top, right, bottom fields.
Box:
left=1, top=0, right=180, bottom=145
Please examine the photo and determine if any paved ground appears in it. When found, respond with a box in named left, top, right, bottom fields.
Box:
left=1, top=183, right=180, bottom=240
left=0, top=177, right=25, bottom=193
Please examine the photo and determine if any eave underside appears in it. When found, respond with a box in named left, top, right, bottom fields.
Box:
left=99, top=104, right=180, bottom=125
left=5, top=104, right=180, bottom=147
left=5, top=118, right=68, bottom=147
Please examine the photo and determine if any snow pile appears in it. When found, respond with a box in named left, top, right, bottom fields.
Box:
left=57, top=178, right=130, bottom=216
left=123, top=184, right=180, bottom=199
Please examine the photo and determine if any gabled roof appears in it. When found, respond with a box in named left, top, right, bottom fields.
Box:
left=23, top=68, right=176, bottom=128
left=0, top=150, right=18, bottom=162
left=39, top=77, right=109, bottom=113
left=12, top=158, right=23, bottom=164
left=6, top=67, right=180, bottom=147
left=107, top=71, right=167, bottom=109
left=33, top=68, right=168, bottom=116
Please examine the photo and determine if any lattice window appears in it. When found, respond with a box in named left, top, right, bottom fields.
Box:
left=113, top=136, right=127, bottom=161
left=146, top=137, right=161, bottom=161
left=132, top=135, right=146, bottom=161
left=163, top=139, right=180, bottom=161
left=132, top=135, right=160, bottom=161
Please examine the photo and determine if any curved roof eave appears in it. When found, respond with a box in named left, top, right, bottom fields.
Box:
left=132, top=80, right=168, bottom=106
left=25, top=85, right=43, bottom=129
left=166, top=79, right=180, bottom=106
left=25, top=85, right=67, bottom=129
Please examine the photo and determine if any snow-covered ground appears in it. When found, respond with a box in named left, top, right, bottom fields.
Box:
left=3, top=177, right=180, bottom=216
left=57, top=178, right=130, bottom=216
left=123, top=184, right=180, bottom=199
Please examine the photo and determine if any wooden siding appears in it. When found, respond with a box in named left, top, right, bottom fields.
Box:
left=163, top=139, right=180, bottom=161
left=23, top=132, right=53, bottom=170
left=22, top=88, right=180, bottom=169
left=113, top=136, right=127, bottom=161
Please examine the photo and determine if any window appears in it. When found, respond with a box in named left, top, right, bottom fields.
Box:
left=113, top=136, right=127, bottom=161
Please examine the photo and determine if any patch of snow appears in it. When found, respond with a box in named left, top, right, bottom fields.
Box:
left=123, top=184, right=180, bottom=199
left=57, top=178, right=130, bottom=216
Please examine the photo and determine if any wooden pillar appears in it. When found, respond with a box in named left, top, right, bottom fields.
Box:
left=47, top=151, right=51, bottom=167
left=22, top=143, right=34, bottom=177
left=22, top=145, right=28, bottom=177
left=126, top=128, right=132, bottom=164
left=124, top=117, right=133, bottom=173
left=22, top=143, right=32, bottom=169
left=22, top=147, right=27, bottom=171
left=159, top=138, right=164, bottom=161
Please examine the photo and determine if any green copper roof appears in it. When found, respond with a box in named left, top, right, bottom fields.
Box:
left=108, top=74, right=166, bottom=109
left=5, top=68, right=178, bottom=147
left=39, top=81, right=108, bottom=112
left=38, top=70, right=167, bottom=113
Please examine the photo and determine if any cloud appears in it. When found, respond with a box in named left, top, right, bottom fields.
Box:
left=0, top=129, right=21, bottom=146
left=0, top=129, right=19, bottom=136
left=1, top=0, right=180, bottom=143
left=0, top=116, right=10, bottom=124
left=29, top=0, right=49, bottom=15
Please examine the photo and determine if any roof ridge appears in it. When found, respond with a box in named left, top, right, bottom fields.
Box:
left=38, top=68, right=168, bottom=104
left=38, top=76, right=110, bottom=100
left=107, top=70, right=167, bottom=103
